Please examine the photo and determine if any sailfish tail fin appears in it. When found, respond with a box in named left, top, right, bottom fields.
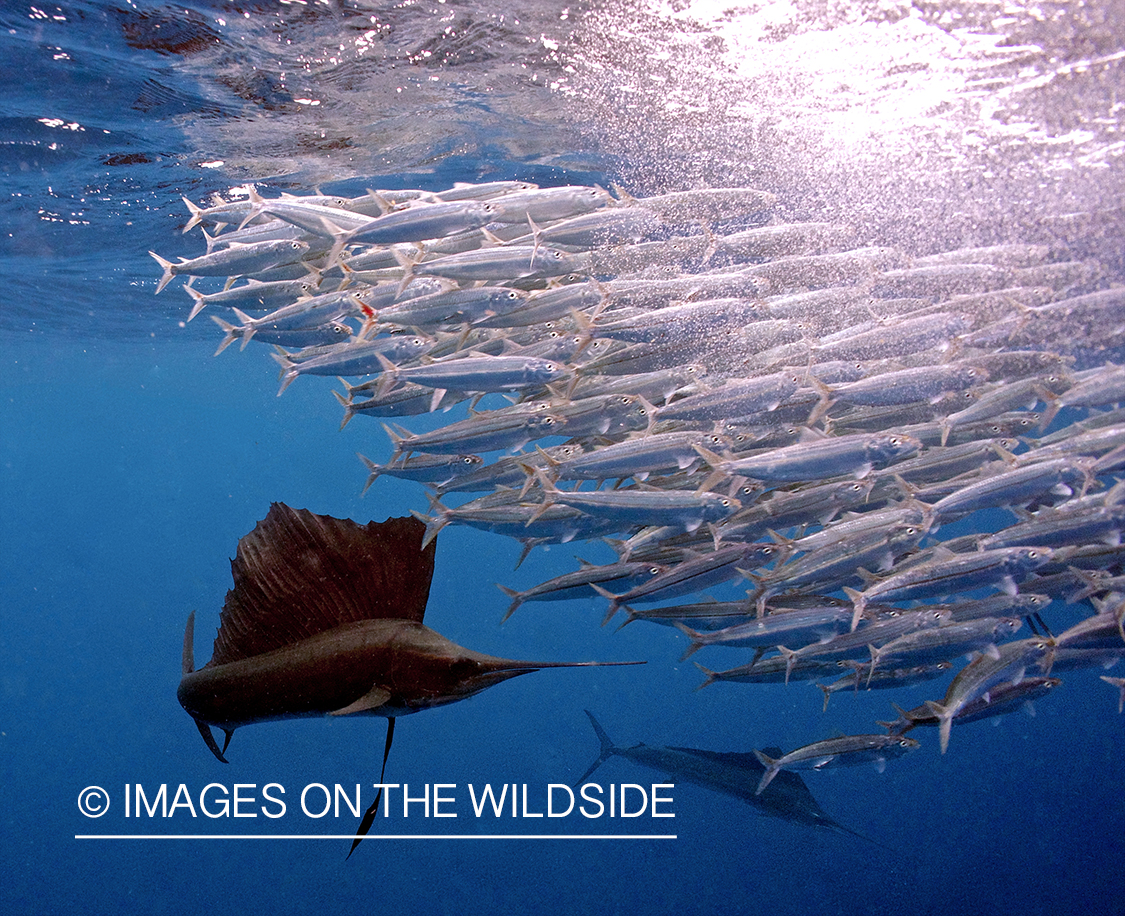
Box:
left=574, top=710, right=619, bottom=788
left=181, top=611, right=231, bottom=764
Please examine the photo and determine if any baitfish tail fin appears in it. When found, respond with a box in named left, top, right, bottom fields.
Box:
left=210, top=315, right=241, bottom=356
left=271, top=349, right=300, bottom=396
left=753, top=749, right=781, bottom=795
left=692, top=661, right=719, bottom=691
left=181, top=196, right=205, bottom=232
left=497, top=584, right=525, bottom=623
left=411, top=505, right=449, bottom=551
left=1100, top=675, right=1125, bottom=714
left=925, top=700, right=955, bottom=754
left=185, top=282, right=208, bottom=321
left=358, top=453, right=383, bottom=497
left=230, top=307, right=257, bottom=350
left=149, top=250, right=177, bottom=294
left=573, top=710, right=619, bottom=788
left=333, top=389, right=356, bottom=431
left=842, top=586, right=868, bottom=632
left=818, top=682, right=834, bottom=714
left=672, top=621, right=705, bottom=661
left=589, top=582, right=622, bottom=625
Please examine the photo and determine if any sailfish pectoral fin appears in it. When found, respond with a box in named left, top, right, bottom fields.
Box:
left=347, top=717, right=396, bottom=861
left=330, top=685, right=392, bottom=716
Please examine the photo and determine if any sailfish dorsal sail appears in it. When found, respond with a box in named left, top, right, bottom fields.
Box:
left=207, top=502, right=437, bottom=667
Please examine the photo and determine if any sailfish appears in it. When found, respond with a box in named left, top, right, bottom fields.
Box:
left=575, top=711, right=883, bottom=844
left=178, top=502, right=641, bottom=855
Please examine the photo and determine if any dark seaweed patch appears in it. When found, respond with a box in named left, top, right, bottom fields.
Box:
left=117, top=7, right=221, bottom=57
left=101, top=152, right=152, bottom=166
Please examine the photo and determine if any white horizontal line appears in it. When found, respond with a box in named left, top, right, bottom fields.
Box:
left=76, top=834, right=676, bottom=841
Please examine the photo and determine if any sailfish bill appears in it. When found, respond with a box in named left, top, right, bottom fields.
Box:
left=177, top=503, right=642, bottom=854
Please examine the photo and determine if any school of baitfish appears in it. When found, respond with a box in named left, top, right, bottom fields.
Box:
left=153, top=178, right=1125, bottom=798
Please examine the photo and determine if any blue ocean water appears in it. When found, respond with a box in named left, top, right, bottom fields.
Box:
left=2, top=2, right=1124, bottom=914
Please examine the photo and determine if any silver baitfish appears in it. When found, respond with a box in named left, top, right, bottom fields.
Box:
left=158, top=177, right=1125, bottom=786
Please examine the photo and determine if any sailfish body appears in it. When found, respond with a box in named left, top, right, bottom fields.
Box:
left=178, top=617, right=563, bottom=726
left=178, top=503, right=631, bottom=762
